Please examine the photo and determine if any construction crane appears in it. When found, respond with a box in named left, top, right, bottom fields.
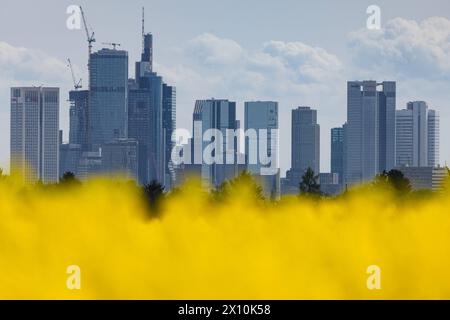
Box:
left=79, top=6, right=95, bottom=58
left=102, top=42, right=121, bottom=50
left=67, top=59, right=82, bottom=90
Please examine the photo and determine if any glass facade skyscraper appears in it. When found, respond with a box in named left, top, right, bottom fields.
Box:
left=163, top=84, right=177, bottom=188
left=396, top=101, right=440, bottom=167
left=69, top=90, right=89, bottom=151
left=89, top=48, right=128, bottom=151
left=10, top=87, right=60, bottom=183
left=285, top=106, right=320, bottom=188
left=128, top=72, right=164, bottom=185
left=345, top=81, right=396, bottom=185
left=193, top=99, right=238, bottom=188
left=244, top=101, right=280, bottom=198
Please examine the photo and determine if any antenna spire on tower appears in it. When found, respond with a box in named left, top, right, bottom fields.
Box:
left=142, top=7, right=145, bottom=54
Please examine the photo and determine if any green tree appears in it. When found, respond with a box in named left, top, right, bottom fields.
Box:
left=374, top=169, right=412, bottom=194
left=59, top=172, right=81, bottom=186
left=211, top=170, right=265, bottom=203
left=299, top=167, right=321, bottom=196
left=143, top=180, right=165, bottom=214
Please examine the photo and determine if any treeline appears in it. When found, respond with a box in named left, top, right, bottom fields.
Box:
left=1, top=166, right=450, bottom=216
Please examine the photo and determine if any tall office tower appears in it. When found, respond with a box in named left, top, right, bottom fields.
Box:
left=345, top=81, right=396, bottom=185
left=69, top=90, right=89, bottom=150
left=89, top=48, right=128, bottom=151
left=128, top=72, right=164, bottom=185
left=128, top=80, right=149, bottom=184
left=427, top=109, right=440, bottom=167
left=286, top=107, right=320, bottom=187
left=193, top=99, right=238, bottom=188
left=331, top=126, right=344, bottom=184
left=101, top=139, right=139, bottom=181
left=162, top=84, right=177, bottom=188
left=396, top=101, right=440, bottom=167
left=128, top=14, right=170, bottom=186
left=377, top=81, right=396, bottom=172
left=244, top=101, right=280, bottom=199
left=10, top=87, right=59, bottom=183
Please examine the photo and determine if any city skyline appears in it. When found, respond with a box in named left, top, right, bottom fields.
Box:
left=1, top=0, right=450, bottom=175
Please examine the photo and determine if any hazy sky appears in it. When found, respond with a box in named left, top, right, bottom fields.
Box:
left=1, top=0, right=450, bottom=174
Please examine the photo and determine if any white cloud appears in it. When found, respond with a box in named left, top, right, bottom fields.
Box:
left=261, top=40, right=343, bottom=83
left=187, top=33, right=244, bottom=66
left=163, top=33, right=344, bottom=100
left=0, top=42, right=70, bottom=85
left=348, top=17, right=450, bottom=80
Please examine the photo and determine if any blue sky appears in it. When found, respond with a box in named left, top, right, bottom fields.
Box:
left=1, top=0, right=450, bottom=174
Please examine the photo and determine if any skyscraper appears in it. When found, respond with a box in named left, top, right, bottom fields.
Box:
left=163, top=83, right=177, bottom=188
left=378, top=81, right=396, bottom=172
left=331, top=126, right=344, bottom=184
left=428, top=109, right=440, bottom=167
left=286, top=107, right=320, bottom=187
left=193, top=99, right=238, bottom=188
left=345, top=81, right=396, bottom=185
left=128, top=71, right=164, bottom=185
left=89, top=48, right=128, bottom=151
left=396, top=101, right=440, bottom=167
left=128, top=18, right=174, bottom=186
left=69, top=90, right=89, bottom=151
left=244, top=101, right=280, bottom=198
left=10, top=87, right=59, bottom=183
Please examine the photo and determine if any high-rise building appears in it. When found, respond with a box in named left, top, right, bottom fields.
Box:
left=331, top=126, right=344, bottom=184
left=128, top=71, right=164, bottom=185
left=10, top=87, right=59, bottom=183
left=286, top=106, right=320, bottom=187
left=89, top=48, right=128, bottom=151
left=396, top=101, right=440, bottom=167
left=127, top=19, right=173, bottom=186
left=345, top=81, right=396, bottom=185
left=193, top=99, right=238, bottom=188
left=378, top=81, right=396, bottom=173
left=163, top=84, right=176, bottom=188
left=244, top=101, right=280, bottom=199
left=101, top=139, right=139, bottom=181
left=69, top=90, right=89, bottom=151
left=427, top=109, right=440, bottom=167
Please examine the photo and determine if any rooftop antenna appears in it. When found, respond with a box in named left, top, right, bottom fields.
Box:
left=141, top=7, right=145, bottom=54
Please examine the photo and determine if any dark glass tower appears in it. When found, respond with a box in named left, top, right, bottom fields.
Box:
left=89, top=48, right=128, bottom=151
left=69, top=90, right=89, bottom=151
left=163, top=84, right=176, bottom=188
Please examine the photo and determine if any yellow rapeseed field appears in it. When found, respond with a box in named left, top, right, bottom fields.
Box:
left=0, top=175, right=450, bottom=299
